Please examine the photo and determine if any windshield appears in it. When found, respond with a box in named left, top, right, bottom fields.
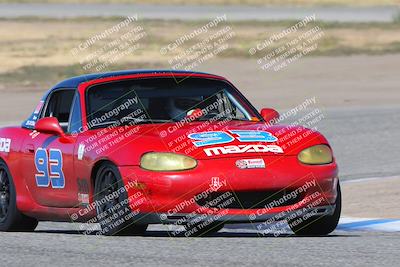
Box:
left=86, top=77, right=260, bottom=129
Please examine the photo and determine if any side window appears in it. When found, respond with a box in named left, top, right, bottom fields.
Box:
left=68, top=93, right=82, bottom=134
left=43, top=89, right=75, bottom=132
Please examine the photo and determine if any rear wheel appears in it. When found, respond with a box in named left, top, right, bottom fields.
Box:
left=0, top=161, right=38, bottom=232
left=94, top=163, right=147, bottom=236
left=288, top=183, right=341, bottom=236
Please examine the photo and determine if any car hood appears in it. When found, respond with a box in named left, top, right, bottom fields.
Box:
left=89, top=121, right=330, bottom=165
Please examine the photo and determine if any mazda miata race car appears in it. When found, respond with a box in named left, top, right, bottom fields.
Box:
left=0, top=70, right=341, bottom=236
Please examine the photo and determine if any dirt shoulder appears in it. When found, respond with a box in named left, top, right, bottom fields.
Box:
left=1, top=18, right=400, bottom=75
left=341, top=176, right=400, bottom=219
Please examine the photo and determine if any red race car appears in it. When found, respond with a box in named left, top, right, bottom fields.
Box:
left=0, top=70, right=340, bottom=236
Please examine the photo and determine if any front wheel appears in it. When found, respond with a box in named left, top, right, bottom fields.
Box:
left=94, top=163, right=147, bottom=236
left=0, top=161, right=38, bottom=232
left=288, top=183, right=341, bottom=236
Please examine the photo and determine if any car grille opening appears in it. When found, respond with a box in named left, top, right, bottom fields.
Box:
left=196, top=190, right=303, bottom=209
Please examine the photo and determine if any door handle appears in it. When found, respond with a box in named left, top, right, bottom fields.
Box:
left=26, top=144, right=35, bottom=153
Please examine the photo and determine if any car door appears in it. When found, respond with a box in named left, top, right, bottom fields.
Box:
left=21, top=89, right=80, bottom=208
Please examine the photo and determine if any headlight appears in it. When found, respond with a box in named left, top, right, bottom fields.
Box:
left=298, top=145, right=333, bottom=165
left=140, top=152, right=197, bottom=171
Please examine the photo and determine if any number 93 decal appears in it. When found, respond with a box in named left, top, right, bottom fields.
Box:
left=188, top=130, right=278, bottom=147
left=34, top=148, right=65, bottom=188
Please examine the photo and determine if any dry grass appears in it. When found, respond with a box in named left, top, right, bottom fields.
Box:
left=1, top=0, right=400, bottom=6
left=1, top=18, right=400, bottom=88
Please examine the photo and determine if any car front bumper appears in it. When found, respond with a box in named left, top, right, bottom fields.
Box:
left=119, top=155, right=339, bottom=225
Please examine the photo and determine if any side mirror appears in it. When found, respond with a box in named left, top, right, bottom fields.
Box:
left=35, top=117, right=65, bottom=136
left=260, top=108, right=280, bottom=124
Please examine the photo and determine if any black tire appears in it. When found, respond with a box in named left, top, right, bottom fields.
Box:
left=94, top=162, right=147, bottom=236
left=183, top=221, right=224, bottom=237
left=288, top=183, right=341, bottom=236
left=0, top=160, right=38, bottom=232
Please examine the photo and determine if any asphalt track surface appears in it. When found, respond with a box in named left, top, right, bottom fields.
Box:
left=0, top=223, right=399, bottom=267
left=0, top=3, right=399, bottom=22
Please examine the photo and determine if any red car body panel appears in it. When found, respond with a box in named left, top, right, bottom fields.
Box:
left=0, top=71, right=339, bottom=224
